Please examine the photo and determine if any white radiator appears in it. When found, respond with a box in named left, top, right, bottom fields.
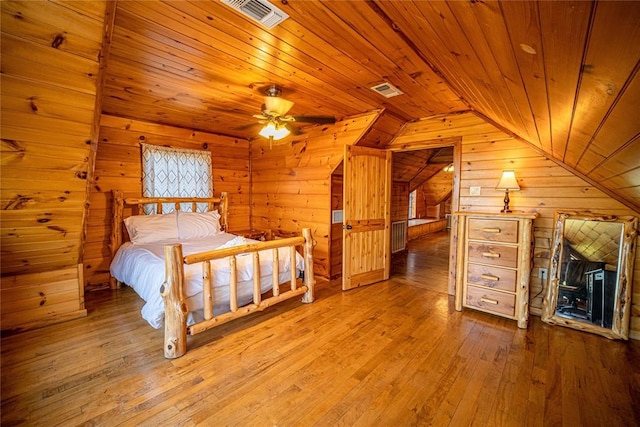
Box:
left=391, top=220, right=407, bottom=253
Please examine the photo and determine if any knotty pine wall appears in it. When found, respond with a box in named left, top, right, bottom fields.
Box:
left=250, top=111, right=381, bottom=279
left=391, top=112, right=640, bottom=339
left=414, top=168, right=453, bottom=219
left=392, top=182, right=410, bottom=223
left=0, top=1, right=107, bottom=330
left=357, top=112, right=406, bottom=149
left=330, top=174, right=344, bottom=280
left=84, top=115, right=250, bottom=290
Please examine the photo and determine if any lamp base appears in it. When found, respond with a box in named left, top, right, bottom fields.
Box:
left=501, top=189, right=511, bottom=213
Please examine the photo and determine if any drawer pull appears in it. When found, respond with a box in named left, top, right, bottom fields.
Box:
left=483, top=228, right=501, bottom=233
left=482, top=252, right=500, bottom=258
left=480, top=297, right=499, bottom=305
left=481, top=274, right=499, bottom=281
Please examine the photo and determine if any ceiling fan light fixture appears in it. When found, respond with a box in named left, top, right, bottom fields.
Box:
left=264, top=95, right=294, bottom=116
left=259, top=121, right=290, bottom=140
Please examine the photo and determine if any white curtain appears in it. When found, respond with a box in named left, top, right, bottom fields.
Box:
left=141, top=143, right=212, bottom=214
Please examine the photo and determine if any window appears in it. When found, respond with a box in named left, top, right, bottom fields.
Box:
left=408, top=189, right=417, bottom=219
left=141, top=143, right=212, bottom=214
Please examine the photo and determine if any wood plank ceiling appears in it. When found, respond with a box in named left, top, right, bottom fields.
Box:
left=101, top=0, right=640, bottom=212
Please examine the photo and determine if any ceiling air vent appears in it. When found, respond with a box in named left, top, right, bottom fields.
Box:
left=221, top=0, right=289, bottom=29
left=370, top=82, right=404, bottom=98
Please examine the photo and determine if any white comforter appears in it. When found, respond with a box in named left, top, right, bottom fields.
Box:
left=110, top=233, right=304, bottom=328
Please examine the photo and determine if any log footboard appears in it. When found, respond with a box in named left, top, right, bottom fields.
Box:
left=161, top=228, right=316, bottom=358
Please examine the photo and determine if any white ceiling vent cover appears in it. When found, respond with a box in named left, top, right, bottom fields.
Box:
left=370, top=82, right=404, bottom=98
left=221, top=0, right=289, bottom=29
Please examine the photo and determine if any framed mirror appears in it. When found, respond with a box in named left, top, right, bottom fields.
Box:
left=542, top=211, right=638, bottom=339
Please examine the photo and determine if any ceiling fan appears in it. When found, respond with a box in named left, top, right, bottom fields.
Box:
left=250, top=85, right=336, bottom=144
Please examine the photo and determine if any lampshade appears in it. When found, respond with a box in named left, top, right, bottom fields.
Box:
left=496, top=170, right=520, bottom=191
left=259, top=122, right=290, bottom=140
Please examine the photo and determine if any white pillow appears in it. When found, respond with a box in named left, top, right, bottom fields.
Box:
left=177, top=210, right=221, bottom=240
left=124, top=211, right=179, bottom=244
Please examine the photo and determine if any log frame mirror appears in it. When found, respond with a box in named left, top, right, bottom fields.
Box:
left=542, top=211, right=638, bottom=339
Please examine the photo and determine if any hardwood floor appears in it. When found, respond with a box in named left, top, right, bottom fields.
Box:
left=392, top=231, right=451, bottom=294
left=2, top=231, right=640, bottom=426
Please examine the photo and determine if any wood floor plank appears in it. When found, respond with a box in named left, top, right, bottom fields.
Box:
left=2, top=231, right=640, bottom=426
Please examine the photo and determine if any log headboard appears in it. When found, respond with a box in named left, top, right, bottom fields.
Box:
left=109, top=189, right=229, bottom=262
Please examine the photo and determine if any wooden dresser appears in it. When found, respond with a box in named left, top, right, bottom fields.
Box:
left=453, top=212, right=538, bottom=328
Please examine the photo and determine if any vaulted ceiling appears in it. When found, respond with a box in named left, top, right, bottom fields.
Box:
left=101, top=0, right=640, bottom=211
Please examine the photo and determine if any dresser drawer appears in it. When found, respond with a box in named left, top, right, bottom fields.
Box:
left=465, top=285, right=516, bottom=317
left=467, top=242, right=518, bottom=268
left=467, top=263, right=517, bottom=292
left=468, top=218, right=518, bottom=243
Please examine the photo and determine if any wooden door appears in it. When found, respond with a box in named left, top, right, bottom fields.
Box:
left=342, top=145, right=392, bottom=290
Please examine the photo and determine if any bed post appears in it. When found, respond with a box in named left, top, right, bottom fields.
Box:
left=301, top=228, right=315, bottom=303
left=161, top=243, right=188, bottom=358
left=110, top=190, right=124, bottom=289
left=219, top=191, right=229, bottom=232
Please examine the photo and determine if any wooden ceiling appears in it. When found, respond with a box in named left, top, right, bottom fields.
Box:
left=564, top=218, right=622, bottom=267
left=101, top=0, right=640, bottom=211
left=393, top=147, right=453, bottom=191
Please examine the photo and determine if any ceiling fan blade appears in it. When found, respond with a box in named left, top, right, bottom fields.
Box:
left=290, top=115, right=336, bottom=124
left=264, top=96, right=295, bottom=116
left=234, top=122, right=263, bottom=131
left=284, top=123, right=303, bottom=135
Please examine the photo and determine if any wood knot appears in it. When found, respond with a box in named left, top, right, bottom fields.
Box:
left=2, top=139, right=25, bottom=153
left=39, top=292, right=47, bottom=306
left=47, top=225, right=68, bottom=236
left=28, top=97, right=38, bottom=112
left=4, top=195, right=33, bottom=210
left=51, top=34, right=65, bottom=49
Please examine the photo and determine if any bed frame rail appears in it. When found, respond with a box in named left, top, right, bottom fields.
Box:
left=161, top=228, right=315, bottom=358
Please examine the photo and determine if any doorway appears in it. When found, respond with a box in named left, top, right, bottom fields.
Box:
left=390, top=142, right=461, bottom=295
left=328, top=141, right=461, bottom=295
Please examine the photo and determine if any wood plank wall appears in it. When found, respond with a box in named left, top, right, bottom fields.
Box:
left=330, top=175, right=343, bottom=279
left=391, top=112, right=640, bottom=339
left=84, top=115, right=250, bottom=290
left=0, top=0, right=107, bottom=330
left=392, top=182, right=409, bottom=223
left=357, top=112, right=406, bottom=149
left=415, top=168, right=453, bottom=219
left=250, top=111, right=381, bottom=279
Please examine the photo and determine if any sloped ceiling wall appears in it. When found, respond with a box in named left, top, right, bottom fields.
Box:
left=98, top=0, right=639, bottom=212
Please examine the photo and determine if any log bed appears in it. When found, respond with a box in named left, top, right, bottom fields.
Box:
left=110, top=190, right=315, bottom=358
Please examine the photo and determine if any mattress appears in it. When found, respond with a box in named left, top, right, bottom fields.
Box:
left=110, top=232, right=304, bottom=328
